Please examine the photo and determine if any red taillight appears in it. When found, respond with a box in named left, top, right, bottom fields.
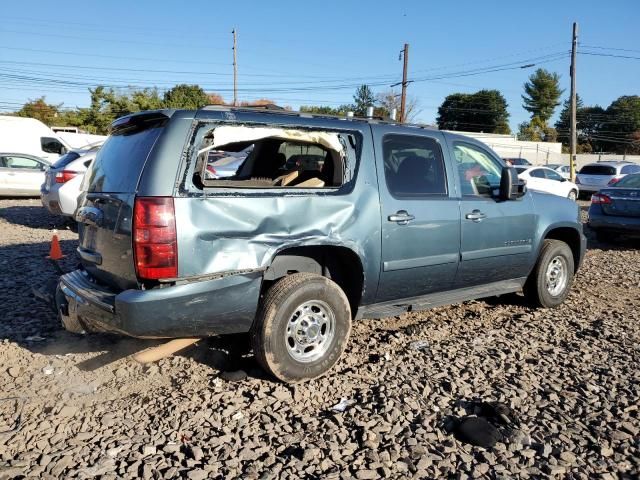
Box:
left=608, top=177, right=621, bottom=186
left=133, top=197, right=177, bottom=280
left=591, top=193, right=612, bottom=205
left=55, top=170, right=78, bottom=183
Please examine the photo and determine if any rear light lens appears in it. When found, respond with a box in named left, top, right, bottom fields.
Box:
left=591, top=193, right=612, bottom=205
left=133, top=197, right=177, bottom=280
left=608, top=177, right=620, bottom=186
left=55, top=170, right=78, bottom=183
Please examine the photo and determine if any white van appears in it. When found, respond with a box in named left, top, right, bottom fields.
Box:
left=0, top=116, right=71, bottom=162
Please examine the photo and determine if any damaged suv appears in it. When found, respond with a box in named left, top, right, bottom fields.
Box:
left=57, top=107, right=586, bottom=382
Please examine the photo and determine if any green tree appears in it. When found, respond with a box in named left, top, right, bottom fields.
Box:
left=555, top=95, right=605, bottom=152
left=163, top=84, right=210, bottom=109
left=522, top=68, right=564, bottom=122
left=518, top=116, right=558, bottom=142
left=300, top=105, right=351, bottom=116
left=16, top=97, right=62, bottom=126
left=436, top=90, right=510, bottom=134
left=352, top=84, right=375, bottom=116
left=602, top=95, right=640, bottom=153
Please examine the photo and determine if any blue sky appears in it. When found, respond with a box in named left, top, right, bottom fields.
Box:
left=1, top=0, right=638, bottom=130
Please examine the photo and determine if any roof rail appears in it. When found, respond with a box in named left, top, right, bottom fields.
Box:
left=199, top=104, right=437, bottom=130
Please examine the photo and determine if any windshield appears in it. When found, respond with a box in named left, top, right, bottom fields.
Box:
left=579, top=165, right=616, bottom=175
left=615, top=174, right=640, bottom=188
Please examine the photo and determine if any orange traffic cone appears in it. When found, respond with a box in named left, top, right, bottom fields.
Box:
left=47, top=230, right=65, bottom=260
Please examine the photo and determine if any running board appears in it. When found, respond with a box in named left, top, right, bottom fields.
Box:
left=360, top=278, right=526, bottom=320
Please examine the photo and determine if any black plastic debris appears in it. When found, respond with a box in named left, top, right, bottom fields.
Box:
left=444, top=400, right=520, bottom=448
left=450, top=416, right=504, bottom=448
left=219, top=370, right=248, bottom=382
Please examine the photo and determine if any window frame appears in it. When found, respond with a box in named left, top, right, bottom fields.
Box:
left=381, top=133, right=448, bottom=200
left=451, top=141, right=504, bottom=199
left=3, top=155, right=46, bottom=170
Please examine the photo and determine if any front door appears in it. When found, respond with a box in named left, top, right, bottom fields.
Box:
left=447, top=140, right=536, bottom=287
left=0, top=155, right=46, bottom=194
left=375, top=129, right=460, bottom=302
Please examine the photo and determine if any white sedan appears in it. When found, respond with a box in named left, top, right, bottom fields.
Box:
left=0, top=153, right=49, bottom=196
left=515, top=166, right=579, bottom=201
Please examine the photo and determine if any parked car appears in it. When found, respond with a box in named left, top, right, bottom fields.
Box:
left=545, top=163, right=571, bottom=179
left=56, top=108, right=586, bottom=383
left=0, top=153, right=49, bottom=196
left=503, top=157, right=531, bottom=166
left=514, top=166, right=579, bottom=200
left=205, top=146, right=252, bottom=179
left=41, top=143, right=102, bottom=216
left=575, top=161, right=640, bottom=197
left=0, top=116, right=70, bottom=162
left=588, top=173, right=640, bottom=242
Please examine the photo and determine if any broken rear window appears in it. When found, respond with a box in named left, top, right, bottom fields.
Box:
left=192, top=125, right=357, bottom=189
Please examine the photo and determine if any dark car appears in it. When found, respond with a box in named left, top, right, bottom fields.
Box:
left=56, top=107, right=586, bottom=383
left=588, top=173, right=640, bottom=242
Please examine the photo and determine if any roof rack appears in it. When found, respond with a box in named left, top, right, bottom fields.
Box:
left=199, top=104, right=436, bottom=130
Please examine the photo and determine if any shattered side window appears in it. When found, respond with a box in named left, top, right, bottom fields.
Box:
left=192, top=125, right=354, bottom=189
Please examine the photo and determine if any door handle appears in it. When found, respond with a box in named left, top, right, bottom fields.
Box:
left=465, top=210, right=487, bottom=222
left=388, top=210, right=415, bottom=225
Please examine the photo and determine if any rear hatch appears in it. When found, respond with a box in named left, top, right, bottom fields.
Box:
left=600, top=188, right=640, bottom=217
left=43, top=151, right=81, bottom=192
left=577, top=165, right=616, bottom=187
left=75, top=112, right=168, bottom=290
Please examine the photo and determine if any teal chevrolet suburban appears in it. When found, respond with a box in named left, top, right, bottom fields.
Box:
left=57, top=107, right=586, bottom=382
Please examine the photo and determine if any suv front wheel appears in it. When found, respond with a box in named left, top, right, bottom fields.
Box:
left=251, top=273, right=352, bottom=383
left=524, top=239, right=575, bottom=308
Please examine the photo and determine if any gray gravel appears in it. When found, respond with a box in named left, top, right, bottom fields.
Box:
left=1, top=198, right=639, bottom=479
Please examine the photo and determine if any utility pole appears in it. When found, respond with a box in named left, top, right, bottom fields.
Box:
left=400, top=43, right=409, bottom=123
left=232, top=29, right=238, bottom=106
left=569, top=22, right=578, bottom=181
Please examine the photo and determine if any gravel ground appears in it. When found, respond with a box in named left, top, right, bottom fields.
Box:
left=0, top=198, right=639, bottom=479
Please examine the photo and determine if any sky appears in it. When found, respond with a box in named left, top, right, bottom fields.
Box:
left=1, top=0, right=639, bottom=131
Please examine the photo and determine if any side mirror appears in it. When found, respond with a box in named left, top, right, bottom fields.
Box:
left=560, top=177, right=567, bottom=182
left=499, top=166, right=527, bottom=200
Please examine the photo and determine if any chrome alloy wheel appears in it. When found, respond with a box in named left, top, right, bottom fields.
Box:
left=285, top=300, right=335, bottom=363
left=545, top=255, right=568, bottom=296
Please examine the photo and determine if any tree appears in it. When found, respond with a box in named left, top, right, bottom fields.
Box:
left=602, top=95, right=640, bottom=153
left=522, top=68, right=563, bottom=122
left=376, top=89, right=421, bottom=122
left=518, top=116, right=558, bottom=142
left=300, top=105, right=350, bottom=116
left=16, top=97, right=62, bottom=126
left=436, top=90, right=510, bottom=134
left=555, top=95, right=605, bottom=152
left=163, top=84, right=210, bottom=109
left=352, top=84, right=375, bottom=116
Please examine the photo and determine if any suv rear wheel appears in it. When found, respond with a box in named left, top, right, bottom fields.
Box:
left=524, top=239, right=574, bottom=308
left=251, top=273, right=351, bottom=383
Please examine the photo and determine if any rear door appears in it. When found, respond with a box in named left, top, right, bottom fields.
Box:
left=447, top=140, right=536, bottom=288
left=525, top=168, right=550, bottom=194
left=374, top=128, right=460, bottom=302
left=76, top=113, right=168, bottom=290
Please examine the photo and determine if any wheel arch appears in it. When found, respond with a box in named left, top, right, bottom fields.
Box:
left=542, top=225, right=583, bottom=272
left=264, top=245, right=365, bottom=318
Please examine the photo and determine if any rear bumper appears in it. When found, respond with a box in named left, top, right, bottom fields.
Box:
left=588, top=206, right=640, bottom=234
left=41, top=186, right=73, bottom=216
left=57, top=269, right=262, bottom=338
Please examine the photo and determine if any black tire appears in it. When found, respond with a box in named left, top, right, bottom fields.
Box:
left=251, top=273, right=352, bottom=383
left=524, top=239, right=574, bottom=308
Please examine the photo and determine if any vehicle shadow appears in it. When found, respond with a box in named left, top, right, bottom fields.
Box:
left=0, top=204, right=73, bottom=230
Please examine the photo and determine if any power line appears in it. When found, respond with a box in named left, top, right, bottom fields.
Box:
left=579, top=52, right=640, bottom=61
